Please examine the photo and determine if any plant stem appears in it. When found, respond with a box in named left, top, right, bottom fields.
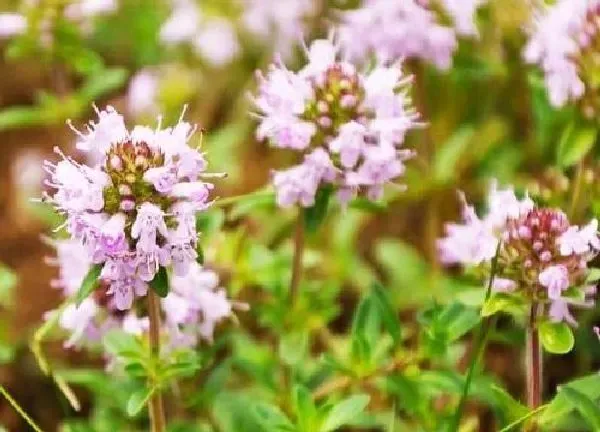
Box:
left=290, top=210, right=305, bottom=305
left=148, top=290, right=166, bottom=432
left=448, top=242, right=501, bottom=432
left=0, top=385, right=43, bottom=432
left=568, top=160, right=584, bottom=220
left=525, top=303, right=543, bottom=432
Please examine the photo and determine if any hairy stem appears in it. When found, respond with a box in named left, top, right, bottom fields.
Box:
left=525, top=303, right=543, bottom=432
left=290, top=210, right=305, bottom=304
left=148, top=290, right=166, bottom=432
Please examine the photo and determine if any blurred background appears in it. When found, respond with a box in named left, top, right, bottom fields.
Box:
left=0, top=0, right=599, bottom=431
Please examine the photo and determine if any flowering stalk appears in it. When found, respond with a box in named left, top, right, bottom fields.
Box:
left=448, top=242, right=501, bottom=432
left=148, top=290, right=166, bottom=432
left=439, top=182, right=600, bottom=429
left=525, top=303, right=543, bottom=432
left=290, top=209, right=305, bottom=304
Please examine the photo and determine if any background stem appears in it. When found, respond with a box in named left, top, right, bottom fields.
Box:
left=525, top=302, right=542, bottom=432
left=148, top=290, right=166, bottom=432
left=289, top=210, right=305, bottom=304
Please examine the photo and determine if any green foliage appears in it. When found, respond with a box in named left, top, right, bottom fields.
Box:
left=556, top=120, right=597, bottom=167
left=320, top=395, right=371, bottom=432
left=149, top=267, right=170, bottom=298
left=0, top=68, right=127, bottom=131
left=76, top=264, right=103, bottom=306
left=559, top=387, right=600, bottom=430
left=126, top=387, right=155, bottom=417
left=538, top=321, right=574, bottom=354
left=304, top=185, right=333, bottom=234
left=540, top=374, right=600, bottom=427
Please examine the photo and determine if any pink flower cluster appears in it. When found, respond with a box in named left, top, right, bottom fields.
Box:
left=338, top=0, right=486, bottom=70
left=253, top=39, right=419, bottom=208
left=48, top=240, right=238, bottom=350
left=438, top=182, right=600, bottom=325
left=242, top=0, right=315, bottom=57
left=160, top=0, right=240, bottom=67
left=44, top=106, right=213, bottom=310
left=524, top=0, right=600, bottom=111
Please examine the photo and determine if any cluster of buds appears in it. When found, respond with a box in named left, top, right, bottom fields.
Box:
left=525, top=0, right=600, bottom=115
left=338, top=0, right=486, bottom=70
left=438, top=182, right=599, bottom=325
left=43, top=106, right=216, bottom=310
left=46, top=239, right=239, bottom=350
left=253, top=38, right=420, bottom=208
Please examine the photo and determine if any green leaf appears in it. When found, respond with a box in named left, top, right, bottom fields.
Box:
left=348, top=198, right=386, bottom=213
left=76, top=264, right=103, bottom=306
left=79, top=68, right=128, bottom=101
left=0, top=106, right=46, bottom=130
left=124, top=363, right=147, bottom=378
left=375, top=240, right=430, bottom=306
left=126, top=387, right=155, bottom=417
left=279, top=331, right=308, bottom=367
left=304, top=185, right=333, bottom=234
left=320, top=394, right=370, bottom=432
left=212, top=392, right=265, bottom=432
left=541, top=374, right=600, bottom=426
left=371, top=283, right=401, bottom=344
left=293, top=385, right=318, bottom=432
left=489, top=384, right=529, bottom=423
left=539, top=321, right=574, bottom=354
left=149, top=267, right=169, bottom=298
left=556, top=121, right=597, bottom=167
left=102, top=330, right=143, bottom=358
left=585, top=267, right=600, bottom=283
left=196, top=243, right=205, bottom=265
left=253, top=403, right=295, bottom=431
left=559, top=387, right=600, bottom=430
left=165, top=351, right=202, bottom=378
left=228, top=190, right=276, bottom=220
left=480, top=293, right=523, bottom=317
left=204, top=122, right=249, bottom=184
left=433, top=126, right=475, bottom=183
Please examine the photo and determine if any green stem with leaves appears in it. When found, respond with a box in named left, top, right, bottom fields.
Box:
left=148, top=290, right=167, bottom=432
left=448, top=242, right=501, bottom=432
left=290, top=209, right=305, bottom=305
